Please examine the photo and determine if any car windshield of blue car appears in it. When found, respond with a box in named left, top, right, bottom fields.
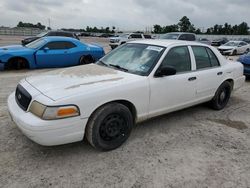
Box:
left=224, top=42, right=239, bottom=46
left=161, top=34, right=179, bottom=40
left=100, top=43, right=165, bottom=76
left=36, top=32, right=48, bottom=37
left=25, top=39, right=46, bottom=49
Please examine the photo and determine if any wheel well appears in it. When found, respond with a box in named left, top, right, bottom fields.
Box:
left=5, top=57, right=29, bottom=70
left=88, top=100, right=137, bottom=124
left=80, top=55, right=95, bottom=64
left=225, top=79, right=234, bottom=90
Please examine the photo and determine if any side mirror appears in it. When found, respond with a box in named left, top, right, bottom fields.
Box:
left=155, top=66, right=177, bottom=77
left=43, top=47, right=49, bottom=52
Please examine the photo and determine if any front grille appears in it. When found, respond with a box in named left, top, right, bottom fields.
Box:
left=15, top=84, right=32, bottom=111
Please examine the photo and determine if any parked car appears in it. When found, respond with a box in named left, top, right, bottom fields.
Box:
left=218, top=41, right=250, bottom=55
left=99, top=33, right=115, bottom=38
left=211, top=38, right=228, bottom=46
left=109, top=33, right=151, bottom=49
left=161, top=32, right=196, bottom=41
left=0, top=37, right=104, bottom=70
left=21, top=30, right=80, bottom=45
left=198, top=38, right=211, bottom=45
left=242, top=38, right=250, bottom=44
left=8, top=40, right=245, bottom=151
left=238, top=52, right=250, bottom=77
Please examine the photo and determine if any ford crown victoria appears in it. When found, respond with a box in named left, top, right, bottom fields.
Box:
left=8, top=40, right=245, bottom=151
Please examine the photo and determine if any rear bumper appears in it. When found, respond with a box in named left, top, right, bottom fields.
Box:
left=234, top=76, right=246, bottom=90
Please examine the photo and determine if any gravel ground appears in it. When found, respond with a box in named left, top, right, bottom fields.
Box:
left=0, top=36, right=250, bottom=188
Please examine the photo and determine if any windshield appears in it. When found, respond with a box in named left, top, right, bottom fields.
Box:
left=119, top=34, right=129, bottom=38
left=161, top=33, right=179, bottom=40
left=36, top=31, right=48, bottom=37
left=99, top=43, right=165, bottom=76
left=224, top=42, right=239, bottom=47
left=25, top=38, right=46, bottom=49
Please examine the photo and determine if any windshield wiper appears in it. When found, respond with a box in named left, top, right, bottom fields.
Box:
left=97, top=60, right=108, bottom=66
left=108, top=64, right=128, bottom=72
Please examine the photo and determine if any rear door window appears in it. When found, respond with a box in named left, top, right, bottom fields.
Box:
left=205, top=48, right=220, bottom=67
left=192, top=46, right=211, bottom=69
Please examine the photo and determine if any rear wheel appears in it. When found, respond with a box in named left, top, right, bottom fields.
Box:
left=210, top=81, right=232, bottom=110
left=79, top=55, right=94, bottom=65
left=245, top=48, right=249, bottom=54
left=86, top=103, right=133, bottom=151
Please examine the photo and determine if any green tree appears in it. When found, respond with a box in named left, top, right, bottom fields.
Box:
left=153, top=24, right=163, bottom=33
left=178, top=16, right=192, bottom=32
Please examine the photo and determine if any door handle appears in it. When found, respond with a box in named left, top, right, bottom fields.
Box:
left=217, top=72, right=223, bottom=75
left=188, top=77, right=197, bottom=81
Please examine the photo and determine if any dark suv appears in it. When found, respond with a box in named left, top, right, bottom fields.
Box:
left=21, top=30, right=80, bottom=45
left=161, top=32, right=196, bottom=41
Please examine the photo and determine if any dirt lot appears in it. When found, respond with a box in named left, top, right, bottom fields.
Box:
left=0, top=36, right=250, bottom=188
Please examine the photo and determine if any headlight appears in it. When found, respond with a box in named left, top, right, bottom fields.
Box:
left=29, top=101, right=80, bottom=120
left=115, top=39, right=120, bottom=43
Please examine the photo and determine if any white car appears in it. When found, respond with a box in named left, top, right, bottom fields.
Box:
left=109, top=33, right=151, bottom=49
left=8, top=40, right=245, bottom=151
left=218, top=41, right=250, bottom=55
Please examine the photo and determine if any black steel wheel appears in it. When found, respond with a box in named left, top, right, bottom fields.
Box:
left=210, top=81, right=232, bottom=110
left=86, top=103, right=133, bottom=151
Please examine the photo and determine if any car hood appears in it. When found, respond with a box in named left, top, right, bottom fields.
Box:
left=110, top=37, right=122, bottom=40
left=0, top=45, right=34, bottom=53
left=25, top=64, right=141, bottom=101
left=218, top=46, right=235, bottom=50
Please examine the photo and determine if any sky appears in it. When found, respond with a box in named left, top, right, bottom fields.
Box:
left=0, top=0, right=249, bottom=31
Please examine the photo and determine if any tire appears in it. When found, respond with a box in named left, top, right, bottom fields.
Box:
left=210, top=81, right=232, bottom=110
left=79, top=55, right=94, bottom=65
left=232, top=50, right=237, bottom=56
left=86, top=103, right=133, bottom=151
left=245, top=48, right=249, bottom=53
left=5, top=57, right=29, bottom=70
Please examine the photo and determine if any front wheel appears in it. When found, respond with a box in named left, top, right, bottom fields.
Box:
left=210, top=81, right=232, bottom=110
left=86, top=103, right=133, bottom=151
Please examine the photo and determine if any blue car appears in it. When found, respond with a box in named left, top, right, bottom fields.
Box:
left=238, top=52, right=250, bottom=77
left=0, top=37, right=105, bottom=70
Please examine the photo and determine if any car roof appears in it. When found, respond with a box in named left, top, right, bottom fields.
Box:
left=227, top=40, right=244, bottom=43
left=129, top=39, right=209, bottom=48
left=163, top=32, right=196, bottom=35
left=42, top=36, right=79, bottom=42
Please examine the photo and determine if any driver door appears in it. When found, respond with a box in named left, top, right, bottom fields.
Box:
left=148, top=46, right=197, bottom=118
left=35, top=41, right=74, bottom=68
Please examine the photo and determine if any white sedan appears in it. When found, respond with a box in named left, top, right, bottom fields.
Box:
left=8, top=40, right=245, bottom=151
left=218, top=41, right=250, bottom=55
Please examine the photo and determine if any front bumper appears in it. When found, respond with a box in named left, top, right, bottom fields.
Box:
left=8, top=93, right=87, bottom=146
left=218, top=49, right=233, bottom=55
left=109, top=43, right=119, bottom=48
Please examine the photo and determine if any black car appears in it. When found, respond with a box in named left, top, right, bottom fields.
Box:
left=211, top=38, right=228, bottom=46
left=21, top=31, right=80, bottom=45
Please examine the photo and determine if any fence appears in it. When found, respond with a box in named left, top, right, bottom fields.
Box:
left=0, top=27, right=43, bottom=36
